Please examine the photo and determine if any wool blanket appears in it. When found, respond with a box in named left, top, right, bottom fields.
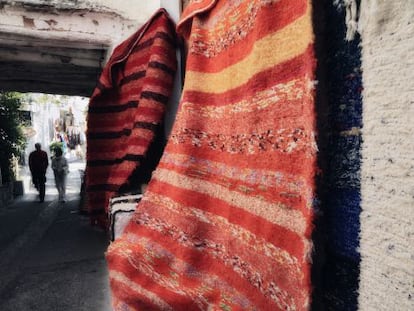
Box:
left=358, top=1, right=414, bottom=310
left=316, top=2, right=363, bottom=310
left=86, top=9, right=177, bottom=228
left=107, top=0, right=317, bottom=310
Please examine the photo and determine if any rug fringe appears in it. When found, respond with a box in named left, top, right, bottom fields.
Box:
left=334, top=0, right=360, bottom=41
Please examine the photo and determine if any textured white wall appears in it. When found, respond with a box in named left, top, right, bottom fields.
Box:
left=359, top=1, right=414, bottom=310
left=96, top=0, right=160, bottom=23
left=1, top=0, right=160, bottom=23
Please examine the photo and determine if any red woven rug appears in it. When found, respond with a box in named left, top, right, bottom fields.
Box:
left=107, top=0, right=317, bottom=309
left=86, top=9, right=177, bottom=227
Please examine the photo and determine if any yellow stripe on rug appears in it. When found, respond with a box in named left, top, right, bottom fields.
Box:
left=184, top=8, right=313, bottom=94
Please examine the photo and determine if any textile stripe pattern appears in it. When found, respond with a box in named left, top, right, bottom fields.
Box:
left=109, top=193, right=143, bottom=241
left=107, top=0, right=317, bottom=310
left=86, top=9, right=177, bottom=226
left=358, top=1, right=414, bottom=310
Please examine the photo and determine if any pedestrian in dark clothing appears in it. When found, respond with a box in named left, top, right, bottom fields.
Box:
left=29, top=143, right=49, bottom=202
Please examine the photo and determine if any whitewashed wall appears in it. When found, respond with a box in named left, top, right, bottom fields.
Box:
left=359, top=1, right=414, bottom=310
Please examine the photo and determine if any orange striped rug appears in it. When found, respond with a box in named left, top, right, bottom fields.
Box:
left=107, top=0, right=317, bottom=310
left=85, top=9, right=177, bottom=228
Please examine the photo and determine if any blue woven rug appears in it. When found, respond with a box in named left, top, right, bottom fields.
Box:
left=316, top=1, right=363, bottom=310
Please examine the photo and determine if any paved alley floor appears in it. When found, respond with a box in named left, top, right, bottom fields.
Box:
left=0, top=159, right=112, bottom=311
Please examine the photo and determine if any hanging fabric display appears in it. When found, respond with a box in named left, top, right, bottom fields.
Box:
left=85, top=9, right=177, bottom=228
left=107, top=0, right=317, bottom=310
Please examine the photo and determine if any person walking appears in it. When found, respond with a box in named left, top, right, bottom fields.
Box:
left=28, top=143, right=49, bottom=202
left=51, top=147, right=68, bottom=203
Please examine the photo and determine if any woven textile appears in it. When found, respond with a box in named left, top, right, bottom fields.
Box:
left=318, top=1, right=363, bottom=310
left=86, top=9, right=177, bottom=227
left=358, top=1, right=414, bottom=310
left=107, top=0, right=317, bottom=310
left=109, top=193, right=143, bottom=241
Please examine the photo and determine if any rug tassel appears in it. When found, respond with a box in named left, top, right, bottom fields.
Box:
left=334, top=0, right=360, bottom=41
left=344, top=0, right=359, bottom=40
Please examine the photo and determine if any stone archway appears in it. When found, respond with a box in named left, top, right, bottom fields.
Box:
left=0, top=0, right=179, bottom=97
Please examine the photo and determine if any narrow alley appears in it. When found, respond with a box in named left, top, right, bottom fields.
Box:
left=0, top=1, right=413, bottom=310
left=0, top=159, right=111, bottom=311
